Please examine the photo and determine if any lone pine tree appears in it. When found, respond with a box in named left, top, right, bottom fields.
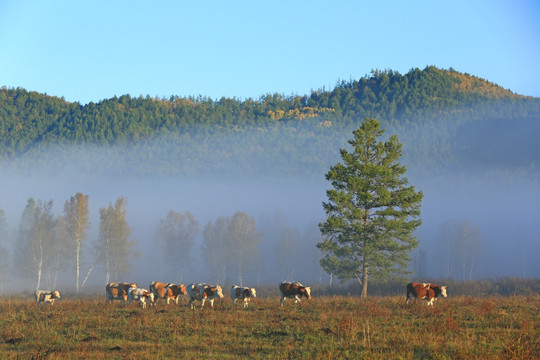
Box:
left=318, top=118, right=423, bottom=298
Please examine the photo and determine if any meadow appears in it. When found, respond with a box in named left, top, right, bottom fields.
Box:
left=0, top=294, right=537, bottom=360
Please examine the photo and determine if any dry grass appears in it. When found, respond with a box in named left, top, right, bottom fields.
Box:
left=0, top=295, right=537, bottom=359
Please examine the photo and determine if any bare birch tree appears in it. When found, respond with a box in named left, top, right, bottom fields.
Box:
left=274, top=227, right=299, bottom=281
left=156, top=210, right=198, bottom=282
left=62, top=192, right=90, bottom=293
left=0, top=206, right=10, bottom=293
left=14, top=199, right=57, bottom=290
left=202, top=217, right=231, bottom=284
left=438, top=219, right=482, bottom=280
left=227, top=211, right=261, bottom=286
left=96, top=197, right=134, bottom=283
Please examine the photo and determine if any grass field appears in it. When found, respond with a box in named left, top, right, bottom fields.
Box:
left=0, top=295, right=537, bottom=359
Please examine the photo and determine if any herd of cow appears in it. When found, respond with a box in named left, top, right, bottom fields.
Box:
left=34, top=281, right=447, bottom=308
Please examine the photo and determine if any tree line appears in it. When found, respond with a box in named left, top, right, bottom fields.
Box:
left=2, top=195, right=134, bottom=292
left=0, top=195, right=490, bottom=295
left=0, top=196, right=324, bottom=293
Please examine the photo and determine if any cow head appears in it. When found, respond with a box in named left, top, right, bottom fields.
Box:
left=249, top=288, right=256, bottom=298
left=215, top=285, right=224, bottom=298
left=440, top=286, right=447, bottom=298
left=129, top=283, right=137, bottom=289
left=52, top=291, right=61, bottom=299
left=179, top=284, right=187, bottom=295
left=302, top=286, right=312, bottom=299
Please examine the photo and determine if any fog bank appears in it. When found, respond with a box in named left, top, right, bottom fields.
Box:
left=0, top=120, right=538, bottom=293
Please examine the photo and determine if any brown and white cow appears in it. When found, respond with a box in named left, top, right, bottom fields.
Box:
left=279, top=281, right=311, bottom=306
left=128, top=287, right=155, bottom=309
left=231, top=285, right=256, bottom=308
left=149, top=281, right=187, bottom=305
left=406, top=282, right=447, bottom=306
left=187, top=283, right=224, bottom=309
left=105, top=282, right=137, bottom=303
left=35, top=290, right=61, bottom=308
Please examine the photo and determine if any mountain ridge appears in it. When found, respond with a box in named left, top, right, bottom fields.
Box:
left=1, top=66, right=539, bottom=178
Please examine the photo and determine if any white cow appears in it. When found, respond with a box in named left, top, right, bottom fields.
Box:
left=35, top=290, right=61, bottom=308
left=128, top=287, right=155, bottom=308
left=231, top=285, right=256, bottom=308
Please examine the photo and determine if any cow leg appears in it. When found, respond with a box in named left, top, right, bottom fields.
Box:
left=280, top=296, right=285, bottom=306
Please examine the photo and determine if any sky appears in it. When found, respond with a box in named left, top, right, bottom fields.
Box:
left=1, top=0, right=539, bottom=104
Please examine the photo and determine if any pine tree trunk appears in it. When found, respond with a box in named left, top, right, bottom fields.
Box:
left=361, top=265, right=368, bottom=298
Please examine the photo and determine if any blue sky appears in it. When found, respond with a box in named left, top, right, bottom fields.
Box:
left=1, top=0, right=539, bottom=104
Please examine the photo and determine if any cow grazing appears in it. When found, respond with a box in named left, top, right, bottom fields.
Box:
left=149, top=281, right=187, bottom=305
left=187, top=283, right=224, bottom=309
left=35, top=290, right=61, bottom=308
left=106, top=282, right=137, bottom=303
left=128, top=287, right=155, bottom=308
left=231, top=285, right=257, bottom=308
left=279, top=281, right=311, bottom=306
left=406, top=282, right=448, bottom=306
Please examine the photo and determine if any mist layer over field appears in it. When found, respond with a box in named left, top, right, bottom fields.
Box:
left=0, top=114, right=539, bottom=293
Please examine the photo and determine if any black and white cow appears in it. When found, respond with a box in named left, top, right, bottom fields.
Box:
left=187, top=283, right=224, bottom=309
left=128, top=287, right=155, bottom=308
left=231, top=285, right=257, bottom=308
left=35, top=290, right=61, bottom=308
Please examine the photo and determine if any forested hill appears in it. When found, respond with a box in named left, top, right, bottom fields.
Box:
left=1, top=66, right=539, bottom=178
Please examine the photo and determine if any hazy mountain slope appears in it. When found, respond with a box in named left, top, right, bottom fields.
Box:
left=1, top=66, right=539, bottom=178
